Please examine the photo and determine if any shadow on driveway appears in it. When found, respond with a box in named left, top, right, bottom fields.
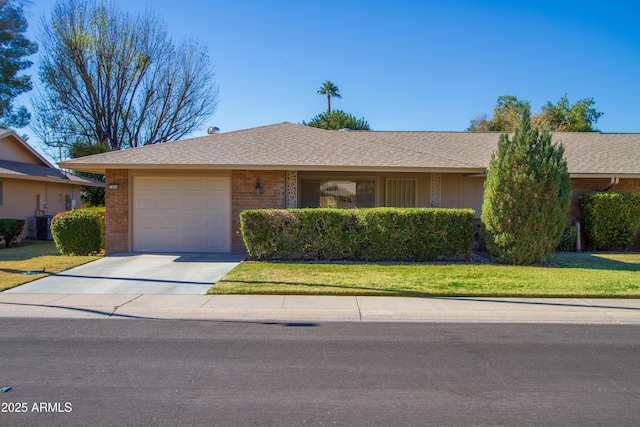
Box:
left=5, top=253, right=246, bottom=295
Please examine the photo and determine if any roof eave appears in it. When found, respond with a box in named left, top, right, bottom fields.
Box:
left=59, top=162, right=487, bottom=175
left=467, top=172, right=640, bottom=179
left=569, top=173, right=640, bottom=179
left=0, top=172, right=105, bottom=187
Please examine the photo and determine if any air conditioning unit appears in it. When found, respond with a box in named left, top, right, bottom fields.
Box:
left=25, top=217, right=37, bottom=239
left=36, top=215, right=54, bottom=240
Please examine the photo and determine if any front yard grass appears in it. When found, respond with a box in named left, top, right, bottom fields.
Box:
left=0, top=242, right=100, bottom=292
left=209, top=252, right=640, bottom=297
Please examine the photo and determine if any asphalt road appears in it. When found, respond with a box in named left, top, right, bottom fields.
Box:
left=1, top=320, right=639, bottom=426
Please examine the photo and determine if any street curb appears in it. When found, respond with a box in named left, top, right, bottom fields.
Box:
left=2, top=294, right=640, bottom=324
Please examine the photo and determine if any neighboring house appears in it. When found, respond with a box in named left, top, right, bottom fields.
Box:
left=0, top=130, right=104, bottom=239
left=58, top=122, right=640, bottom=255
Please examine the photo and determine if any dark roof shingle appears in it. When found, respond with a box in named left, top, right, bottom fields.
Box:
left=0, top=159, right=104, bottom=186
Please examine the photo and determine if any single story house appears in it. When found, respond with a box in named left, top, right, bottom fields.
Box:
left=0, top=130, right=104, bottom=239
left=58, top=122, right=640, bottom=254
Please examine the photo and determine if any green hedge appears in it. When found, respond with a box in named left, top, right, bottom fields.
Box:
left=582, top=192, right=640, bottom=250
left=78, top=206, right=106, bottom=219
left=77, top=207, right=105, bottom=247
left=240, top=208, right=475, bottom=261
left=0, top=219, right=25, bottom=248
left=51, top=210, right=103, bottom=255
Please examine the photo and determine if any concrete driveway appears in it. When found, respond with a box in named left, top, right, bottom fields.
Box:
left=5, top=253, right=246, bottom=295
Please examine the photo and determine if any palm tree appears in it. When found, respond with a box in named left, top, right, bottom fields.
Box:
left=317, top=81, right=341, bottom=113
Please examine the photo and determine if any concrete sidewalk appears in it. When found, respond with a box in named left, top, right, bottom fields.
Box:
left=1, top=293, right=640, bottom=324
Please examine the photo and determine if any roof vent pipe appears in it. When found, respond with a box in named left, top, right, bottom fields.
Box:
left=207, top=126, right=220, bottom=134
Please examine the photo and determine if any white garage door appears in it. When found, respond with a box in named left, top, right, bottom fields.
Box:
left=133, top=176, right=230, bottom=252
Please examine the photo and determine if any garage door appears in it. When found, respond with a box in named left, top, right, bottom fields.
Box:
left=133, top=176, right=230, bottom=252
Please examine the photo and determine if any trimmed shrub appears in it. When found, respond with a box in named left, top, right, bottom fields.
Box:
left=557, top=225, right=578, bottom=252
left=240, top=208, right=475, bottom=262
left=481, top=112, right=572, bottom=264
left=0, top=219, right=25, bottom=248
left=78, top=206, right=106, bottom=220
left=77, top=207, right=106, bottom=247
left=50, top=210, right=103, bottom=255
left=582, top=192, right=640, bottom=250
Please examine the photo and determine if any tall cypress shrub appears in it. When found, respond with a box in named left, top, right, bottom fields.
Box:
left=481, top=111, right=572, bottom=264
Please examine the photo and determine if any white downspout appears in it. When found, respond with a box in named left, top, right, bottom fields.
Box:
left=602, top=176, right=619, bottom=191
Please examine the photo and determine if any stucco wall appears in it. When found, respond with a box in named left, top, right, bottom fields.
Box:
left=0, top=179, right=82, bottom=220
left=0, top=136, right=42, bottom=165
left=440, top=174, right=485, bottom=217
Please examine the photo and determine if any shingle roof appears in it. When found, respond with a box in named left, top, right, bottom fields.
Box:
left=58, top=122, right=640, bottom=177
left=551, top=132, right=640, bottom=176
left=0, top=159, right=104, bottom=186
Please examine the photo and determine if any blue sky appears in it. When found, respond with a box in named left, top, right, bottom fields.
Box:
left=20, top=0, right=640, bottom=144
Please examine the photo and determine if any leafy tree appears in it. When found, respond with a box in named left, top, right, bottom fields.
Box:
left=317, top=80, right=341, bottom=113
left=536, top=95, right=603, bottom=131
left=467, top=95, right=530, bottom=132
left=68, top=141, right=108, bottom=206
left=468, top=94, right=603, bottom=132
left=33, top=0, right=218, bottom=153
left=0, top=0, right=38, bottom=129
left=302, top=109, right=371, bottom=130
left=481, top=109, right=572, bottom=265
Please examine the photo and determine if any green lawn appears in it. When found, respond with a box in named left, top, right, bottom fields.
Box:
left=0, top=242, right=100, bottom=292
left=209, top=252, right=640, bottom=297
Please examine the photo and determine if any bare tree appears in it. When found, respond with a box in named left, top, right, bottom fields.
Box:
left=33, top=0, right=218, bottom=152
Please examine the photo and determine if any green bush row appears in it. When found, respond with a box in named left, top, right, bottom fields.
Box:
left=0, top=219, right=25, bottom=248
left=582, top=192, right=640, bottom=250
left=51, top=210, right=103, bottom=255
left=240, top=208, right=475, bottom=262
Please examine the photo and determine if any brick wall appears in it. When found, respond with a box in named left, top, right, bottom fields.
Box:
left=567, top=178, right=612, bottom=224
left=569, top=177, right=640, bottom=250
left=231, top=170, right=285, bottom=253
left=104, top=169, right=129, bottom=254
left=617, top=178, right=640, bottom=193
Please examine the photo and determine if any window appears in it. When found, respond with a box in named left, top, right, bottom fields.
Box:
left=301, top=180, right=375, bottom=208
left=386, top=179, right=416, bottom=207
